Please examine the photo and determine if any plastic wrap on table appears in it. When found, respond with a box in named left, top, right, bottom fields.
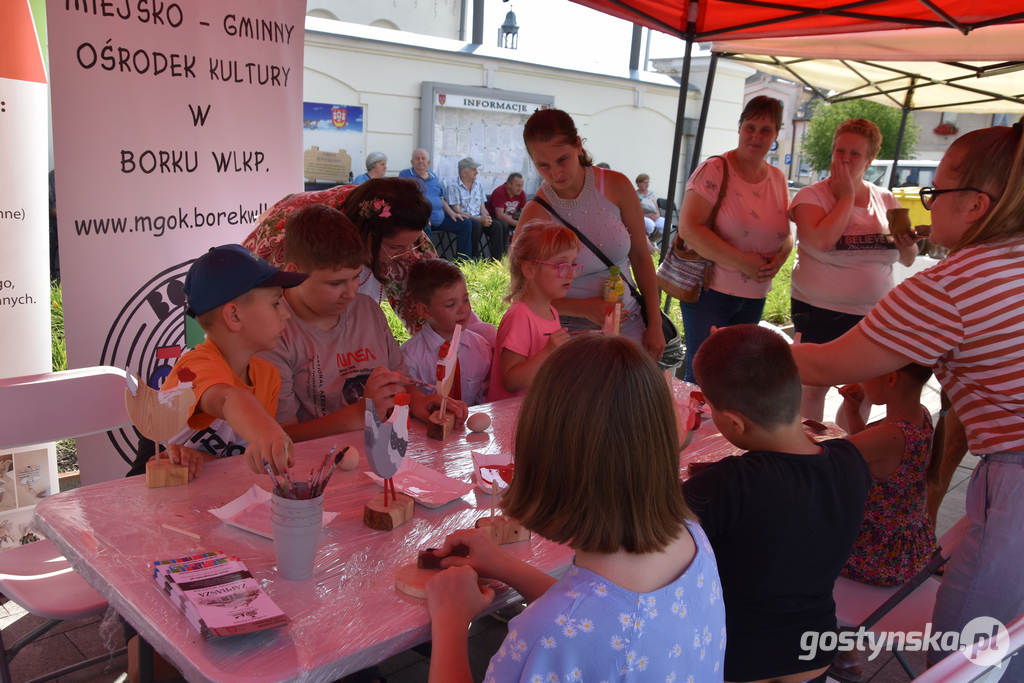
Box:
left=32, top=397, right=550, bottom=682
left=32, top=386, right=840, bottom=681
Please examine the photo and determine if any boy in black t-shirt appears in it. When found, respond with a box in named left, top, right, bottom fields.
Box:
left=682, top=324, right=871, bottom=683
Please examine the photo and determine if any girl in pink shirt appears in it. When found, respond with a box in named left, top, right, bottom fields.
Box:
left=487, top=222, right=580, bottom=401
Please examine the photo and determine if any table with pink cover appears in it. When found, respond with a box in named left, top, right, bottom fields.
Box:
left=33, top=390, right=830, bottom=682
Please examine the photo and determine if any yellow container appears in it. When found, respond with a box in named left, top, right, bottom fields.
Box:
left=891, top=187, right=931, bottom=232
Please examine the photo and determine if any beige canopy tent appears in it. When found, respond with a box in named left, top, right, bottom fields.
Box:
left=715, top=24, right=1024, bottom=113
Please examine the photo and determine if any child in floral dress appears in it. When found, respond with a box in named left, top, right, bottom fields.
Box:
left=839, top=363, right=937, bottom=586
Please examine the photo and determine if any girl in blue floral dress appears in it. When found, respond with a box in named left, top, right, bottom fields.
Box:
left=425, top=335, right=726, bottom=682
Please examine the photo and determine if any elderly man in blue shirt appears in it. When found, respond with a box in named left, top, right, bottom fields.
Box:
left=439, top=157, right=492, bottom=259
left=398, top=148, right=451, bottom=242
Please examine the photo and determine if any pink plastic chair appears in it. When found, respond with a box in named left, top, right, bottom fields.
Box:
left=0, top=367, right=131, bottom=683
left=831, top=515, right=970, bottom=680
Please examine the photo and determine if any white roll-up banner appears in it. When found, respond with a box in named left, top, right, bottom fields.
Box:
left=0, top=0, right=60, bottom=523
left=47, top=0, right=305, bottom=483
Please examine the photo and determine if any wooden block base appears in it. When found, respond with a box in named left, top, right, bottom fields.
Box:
left=426, top=412, right=456, bottom=441
left=363, top=492, right=414, bottom=531
left=394, top=563, right=437, bottom=599
left=475, top=515, right=531, bottom=544
left=145, top=456, right=189, bottom=488
left=395, top=560, right=489, bottom=600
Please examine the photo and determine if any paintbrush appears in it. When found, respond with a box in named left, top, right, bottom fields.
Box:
left=312, top=446, right=352, bottom=496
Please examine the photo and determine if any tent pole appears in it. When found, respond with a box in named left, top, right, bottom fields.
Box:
left=689, top=53, right=719, bottom=177
left=471, top=0, right=484, bottom=45
left=889, top=78, right=916, bottom=190
left=658, top=12, right=697, bottom=265
left=629, top=24, right=643, bottom=72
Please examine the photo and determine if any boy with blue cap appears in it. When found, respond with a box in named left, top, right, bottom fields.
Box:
left=160, top=244, right=307, bottom=475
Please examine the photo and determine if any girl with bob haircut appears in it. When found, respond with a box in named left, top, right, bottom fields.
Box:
left=486, top=221, right=580, bottom=400
left=517, top=109, right=667, bottom=361
left=426, top=335, right=726, bottom=682
left=793, top=118, right=1024, bottom=677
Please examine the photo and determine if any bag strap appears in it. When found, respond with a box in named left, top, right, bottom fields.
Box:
left=532, top=194, right=645, bottom=310
left=675, top=154, right=729, bottom=251
left=707, top=154, right=729, bottom=231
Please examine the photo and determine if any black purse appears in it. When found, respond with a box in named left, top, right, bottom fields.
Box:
left=531, top=196, right=684, bottom=372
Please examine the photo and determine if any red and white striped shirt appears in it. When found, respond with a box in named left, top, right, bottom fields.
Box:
left=859, top=235, right=1024, bottom=455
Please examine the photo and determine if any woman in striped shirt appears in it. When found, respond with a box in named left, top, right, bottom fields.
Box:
left=793, top=119, right=1024, bottom=677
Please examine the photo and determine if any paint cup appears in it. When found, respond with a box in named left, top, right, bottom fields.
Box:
left=270, top=492, right=323, bottom=581
left=887, top=207, right=912, bottom=237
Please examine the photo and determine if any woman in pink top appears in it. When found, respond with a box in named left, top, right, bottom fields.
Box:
left=789, top=118, right=919, bottom=420
left=794, top=120, right=1024, bottom=679
left=677, top=96, right=793, bottom=381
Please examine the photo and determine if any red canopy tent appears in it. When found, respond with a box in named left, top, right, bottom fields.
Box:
left=570, top=0, right=1024, bottom=40
left=566, top=1, right=1024, bottom=261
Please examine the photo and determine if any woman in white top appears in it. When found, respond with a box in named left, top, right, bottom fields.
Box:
left=790, top=118, right=918, bottom=420
left=517, top=109, right=666, bottom=360
left=677, top=96, right=793, bottom=382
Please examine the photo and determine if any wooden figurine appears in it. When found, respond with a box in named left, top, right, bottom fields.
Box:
left=145, top=451, right=189, bottom=488
left=124, top=371, right=194, bottom=444
left=476, top=515, right=531, bottom=544
left=426, top=411, right=455, bottom=441
left=363, top=491, right=415, bottom=531
left=476, top=464, right=531, bottom=544
left=363, top=395, right=413, bottom=530
left=428, top=324, right=463, bottom=441
left=125, top=369, right=195, bottom=486
left=602, top=301, right=622, bottom=336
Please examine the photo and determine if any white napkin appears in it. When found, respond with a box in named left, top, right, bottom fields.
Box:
left=208, top=484, right=338, bottom=539
left=364, top=459, right=472, bottom=508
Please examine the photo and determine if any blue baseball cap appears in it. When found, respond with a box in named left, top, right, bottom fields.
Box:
left=183, top=244, right=308, bottom=317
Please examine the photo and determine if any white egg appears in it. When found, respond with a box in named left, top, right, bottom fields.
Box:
left=339, top=446, right=360, bottom=471
left=466, top=413, right=491, bottom=433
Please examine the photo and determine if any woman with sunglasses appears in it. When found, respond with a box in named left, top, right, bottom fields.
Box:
left=245, top=178, right=492, bottom=338
left=789, top=118, right=919, bottom=422
left=793, top=120, right=1024, bottom=679
left=516, top=109, right=666, bottom=360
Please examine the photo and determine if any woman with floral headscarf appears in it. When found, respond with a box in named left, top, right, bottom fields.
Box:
left=245, top=178, right=491, bottom=337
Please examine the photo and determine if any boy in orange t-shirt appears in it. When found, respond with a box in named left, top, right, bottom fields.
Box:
left=160, top=244, right=306, bottom=477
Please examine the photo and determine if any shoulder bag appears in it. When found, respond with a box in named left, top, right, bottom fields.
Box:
left=656, top=155, right=729, bottom=303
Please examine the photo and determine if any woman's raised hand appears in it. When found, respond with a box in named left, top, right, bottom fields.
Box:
left=829, top=159, right=858, bottom=201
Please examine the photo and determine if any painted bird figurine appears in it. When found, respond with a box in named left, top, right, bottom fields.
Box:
left=363, top=396, right=410, bottom=480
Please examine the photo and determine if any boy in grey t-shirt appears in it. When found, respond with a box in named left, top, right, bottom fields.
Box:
left=260, top=204, right=466, bottom=442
